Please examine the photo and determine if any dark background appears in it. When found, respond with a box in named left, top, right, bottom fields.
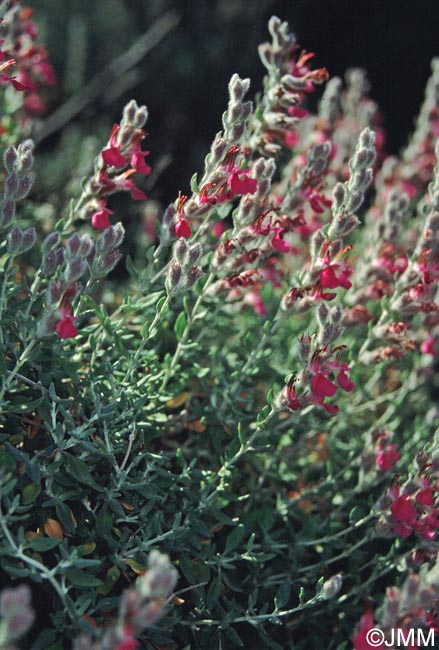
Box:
left=26, top=0, right=439, bottom=206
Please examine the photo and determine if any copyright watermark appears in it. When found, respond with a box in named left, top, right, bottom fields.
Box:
left=365, top=628, right=435, bottom=647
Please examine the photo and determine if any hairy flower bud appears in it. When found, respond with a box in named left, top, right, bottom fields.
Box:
left=3, top=145, right=17, bottom=173
left=43, top=231, right=61, bottom=251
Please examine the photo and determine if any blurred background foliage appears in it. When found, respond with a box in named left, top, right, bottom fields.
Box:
left=24, top=0, right=439, bottom=233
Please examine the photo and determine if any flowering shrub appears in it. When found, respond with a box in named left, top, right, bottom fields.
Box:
left=2, top=5, right=439, bottom=649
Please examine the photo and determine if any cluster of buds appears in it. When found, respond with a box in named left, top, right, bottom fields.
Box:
left=91, top=223, right=125, bottom=279
left=165, top=233, right=202, bottom=295
left=73, top=551, right=178, bottom=650
left=176, top=75, right=255, bottom=232
left=6, top=223, right=35, bottom=255
left=353, top=568, right=439, bottom=649
left=250, top=16, right=328, bottom=155
left=155, top=76, right=257, bottom=253
left=0, top=1, right=56, bottom=117
left=280, top=128, right=375, bottom=314
left=79, top=100, right=150, bottom=230
left=376, top=448, right=439, bottom=541
left=0, top=584, right=35, bottom=649
left=0, top=140, right=34, bottom=230
left=328, top=127, right=376, bottom=239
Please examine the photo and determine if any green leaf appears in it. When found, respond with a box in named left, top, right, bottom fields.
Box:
left=190, top=172, right=199, bottom=192
left=274, top=580, right=291, bottom=610
left=174, top=311, right=187, bottom=341
left=95, top=506, right=113, bottom=538
left=349, top=506, right=364, bottom=524
left=27, top=537, right=61, bottom=552
left=66, top=569, right=104, bottom=587
left=125, top=254, right=138, bottom=279
left=22, top=482, right=41, bottom=505
left=206, top=573, right=222, bottom=610
left=225, top=523, right=245, bottom=553
left=224, top=627, right=244, bottom=647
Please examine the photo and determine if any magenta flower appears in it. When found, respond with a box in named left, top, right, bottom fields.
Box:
left=175, top=217, right=191, bottom=239
left=271, top=227, right=291, bottom=253
left=56, top=313, right=78, bottom=339
left=91, top=202, right=113, bottom=230
left=227, top=169, right=257, bottom=195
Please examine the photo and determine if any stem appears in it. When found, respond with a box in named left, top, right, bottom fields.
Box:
left=0, top=339, right=37, bottom=403
left=298, top=513, right=375, bottom=546
left=160, top=272, right=215, bottom=391
left=120, top=295, right=169, bottom=387
left=0, top=504, right=78, bottom=623
left=0, top=257, right=14, bottom=346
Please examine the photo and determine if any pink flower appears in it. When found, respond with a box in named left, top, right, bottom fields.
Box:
left=285, top=130, right=299, bottom=148
left=212, top=221, right=226, bottom=238
left=376, top=445, right=400, bottom=471
left=319, top=262, right=352, bottom=290
left=337, top=370, right=355, bottom=392
left=421, top=335, right=436, bottom=356
left=286, top=383, right=302, bottom=410
left=416, top=488, right=435, bottom=507
left=175, top=218, right=191, bottom=239
left=390, top=496, right=417, bottom=524
left=102, top=124, right=127, bottom=168
left=91, top=203, right=113, bottom=230
left=288, top=106, right=308, bottom=119
left=131, top=151, right=152, bottom=176
left=115, top=627, right=139, bottom=650
left=353, top=610, right=384, bottom=650
left=102, top=146, right=126, bottom=168
left=271, top=227, right=291, bottom=253
left=227, top=169, right=257, bottom=195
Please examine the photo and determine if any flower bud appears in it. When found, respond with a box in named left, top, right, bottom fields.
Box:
left=0, top=199, right=15, bottom=228
left=43, top=231, right=61, bottom=251
left=166, top=261, right=182, bottom=292
left=186, top=265, right=202, bottom=288
left=66, top=233, right=82, bottom=258
left=188, top=243, right=202, bottom=265
left=5, top=172, right=19, bottom=198
left=6, top=226, right=23, bottom=254
left=41, top=250, right=59, bottom=276
left=320, top=574, right=343, bottom=599
left=14, top=174, right=34, bottom=200
left=65, top=258, right=87, bottom=282
left=173, top=238, right=189, bottom=264
left=21, top=227, right=36, bottom=252
left=3, top=145, right=17, bottom=173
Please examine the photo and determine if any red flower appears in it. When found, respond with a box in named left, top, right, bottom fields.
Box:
left=131, top=151, right=152, bottom=176
left=286, top=383, right=302, bottom=410
left=102, top=124, right=127, bottom=168
left=416, top=488, right=435, bottom=507
left=353, top=610, right=384, bottom=650
left=311, top=373, right=337, bottom=398
left=271, top=227, right=291, bottom=253
left=175, top=217, right=191, bottom=239
left=390, top=495, right=417, bottom=524
left=288, top=106, right=308, bottom=119
left=376, top=445, right=400, bottom=471
left=227, top=169, right=257, bottom=195
left=336, top=370, right=355, bottom=392
left=91, top=203, right=113, bottom=230
left=285, top=130, right=299, bottom=148
left=56, top=314, right=78, bottom=339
